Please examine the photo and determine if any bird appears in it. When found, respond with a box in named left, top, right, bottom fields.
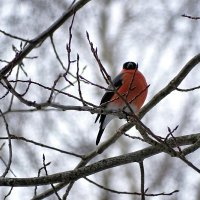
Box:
left=95, top=61, right=148, bottom=145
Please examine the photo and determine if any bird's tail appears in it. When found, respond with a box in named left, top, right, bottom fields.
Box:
left=96, top=126, right=105, bottom=145
left=95, top=114, right=100, bottom=123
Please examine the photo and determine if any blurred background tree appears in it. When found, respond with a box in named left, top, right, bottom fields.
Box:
left=0, top=0, right=200, bottom=199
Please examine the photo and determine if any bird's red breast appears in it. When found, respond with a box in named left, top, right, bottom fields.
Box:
left=110, top=68, right=148, bottom=112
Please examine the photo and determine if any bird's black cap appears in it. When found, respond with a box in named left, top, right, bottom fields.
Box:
left=123, top=62, right=138, bottom=70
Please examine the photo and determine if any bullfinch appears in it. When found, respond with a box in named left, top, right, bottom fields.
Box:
left=95, top=61, right=148, bottom=145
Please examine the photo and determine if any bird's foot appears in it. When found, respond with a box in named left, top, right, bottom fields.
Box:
left=122, top=110, right=131, bottom=121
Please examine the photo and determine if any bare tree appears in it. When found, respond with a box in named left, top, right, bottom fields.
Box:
left=0, top=0, right=200, bottom=200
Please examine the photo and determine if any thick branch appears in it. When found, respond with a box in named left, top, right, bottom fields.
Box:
left=0, top=133, right=199, bottom=187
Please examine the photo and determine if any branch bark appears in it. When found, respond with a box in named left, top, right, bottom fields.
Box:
left=0, top=133, right=199, bottom=187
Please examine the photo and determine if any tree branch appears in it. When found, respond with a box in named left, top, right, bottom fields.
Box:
left=0, top=110, right=13, bottom=177
left=0, top=133, right=199, bottom=187
left=84, top=177, right=178, bottom=197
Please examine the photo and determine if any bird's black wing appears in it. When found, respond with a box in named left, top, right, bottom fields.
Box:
left=95, top=73, right=123, bottom=123
left=95, top=73, right=123, bottom=145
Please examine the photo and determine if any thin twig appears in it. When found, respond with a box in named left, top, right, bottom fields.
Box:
left=7, top=65, right=20, bottom=111
left=125, top=63, right=138, bottom=99
left=0, top=110, right=13, bottom=177
left=176, top=85, right=200, bottom=92
left=50, top=35, right=67, bottom=71
left=0, top=143, right=5, bottom=151
left=79, top=75, right=109, bottom=90
left=0, top=157, right=16, bottom=177
left=53, top=66, right=87, bottom=101
left=165, top=126, right=179, bottom=141
left=50, top=35, right=75, bottom=86
left=4, top=186, right=14, bottom=200
left=0, top=29, right=31, bottom=42
left=20, top=80, right=32, bottom=97
left=0, top=89, right=9, bottom=100
left=76, top=54, right=86, bottom=106
left=34, top=160, right=51, bottom=197
left=48, top=74, right=63, bottom=103
left=124, top=133, right=145, bottom=142
left=182, top=14, right=200, bottom=20
left=86, top=31, right=110, bottom=85
left=66, top=12, right=76, bottom=74
left=42, top=154, right=61, bottom=200
left=0, top=134, right=83, bottom=158
left=7, top=79, right=94, bottom=106
left=85, top=177, right=178, bottom=196
left=62, top=183, right=74, bottom=200
left=3, top=78, right=97, bottom=109
left=165, top=126, right=181, bottom=152
left=68, top=0, right=77, bottom=10
left=0, top=59, right=9, bottom=64
left=139, top=162, right=145, bottom=200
